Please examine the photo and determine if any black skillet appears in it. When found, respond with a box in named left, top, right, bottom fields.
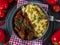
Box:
left=6, top=2, right=60, bottom=42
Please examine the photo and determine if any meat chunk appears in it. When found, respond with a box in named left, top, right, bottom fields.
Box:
left=27, top=31, right=34, bottom=40
left=25, top=30, right=34, bottom=40
left=14, top=27, right=19, bottom=32
left=23, top=13, right=27, bottom=18
left=18, top=30, right=25, bottom=39
left=14, top=10, right=23, bottom=21
left=24, top=17, right=32, bottom=28
left=18, top=26, right=24, bottom=31
left=24, top=18, right=30, bottom=26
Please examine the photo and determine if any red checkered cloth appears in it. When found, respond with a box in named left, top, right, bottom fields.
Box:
left=9, top=0, right=48, bottom=45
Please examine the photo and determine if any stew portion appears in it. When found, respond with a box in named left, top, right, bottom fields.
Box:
left=13, top=10, right=34, bottom=40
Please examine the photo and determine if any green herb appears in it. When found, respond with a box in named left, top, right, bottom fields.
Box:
left=15, top=21, right=20, bottom=27
left=28, top=25, right=33, bottom=30
left=22, top=21, right=25, bottom=27
left=32, top=15, right=36, bottom=22
left=32, top=8, right=34, bottom=11
left=19, top=19, right=23, bottom=23
left=37, top=17, right=40, bottom=22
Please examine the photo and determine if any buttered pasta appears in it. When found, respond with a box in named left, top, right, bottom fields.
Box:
left=22, top=4, right=48, bottom=37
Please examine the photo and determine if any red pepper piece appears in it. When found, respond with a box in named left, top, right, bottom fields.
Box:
left=0, top=0, right=8, bottom=9
left=46, top=0, right=58, bottom=5
left=52, top=5, right=60, bottom=12
left=51, top=29, right=60, bottom=45
left=4, top=3, right=8, bottom=9
left=0, top=2, right=4, bottom=10
left=3, top=0, right=8, bottom=9
left=0, top=10, right=5, bottom=18
left=0, top=28, right=5, bottom=43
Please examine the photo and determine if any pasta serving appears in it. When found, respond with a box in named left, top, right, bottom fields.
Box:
left=22, top=4, right=48, bottom=37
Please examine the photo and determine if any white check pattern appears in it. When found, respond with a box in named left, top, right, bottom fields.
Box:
left=9, top=0, right=48, bottom=45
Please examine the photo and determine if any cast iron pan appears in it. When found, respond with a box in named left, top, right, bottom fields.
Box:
left=6, top=2, right=53, bottom=41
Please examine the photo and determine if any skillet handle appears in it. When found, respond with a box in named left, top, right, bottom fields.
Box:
left=49, top=16, right=60, bottom=22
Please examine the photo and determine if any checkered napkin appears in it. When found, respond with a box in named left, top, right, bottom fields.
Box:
left=9, top=0, right=48, bottom=45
